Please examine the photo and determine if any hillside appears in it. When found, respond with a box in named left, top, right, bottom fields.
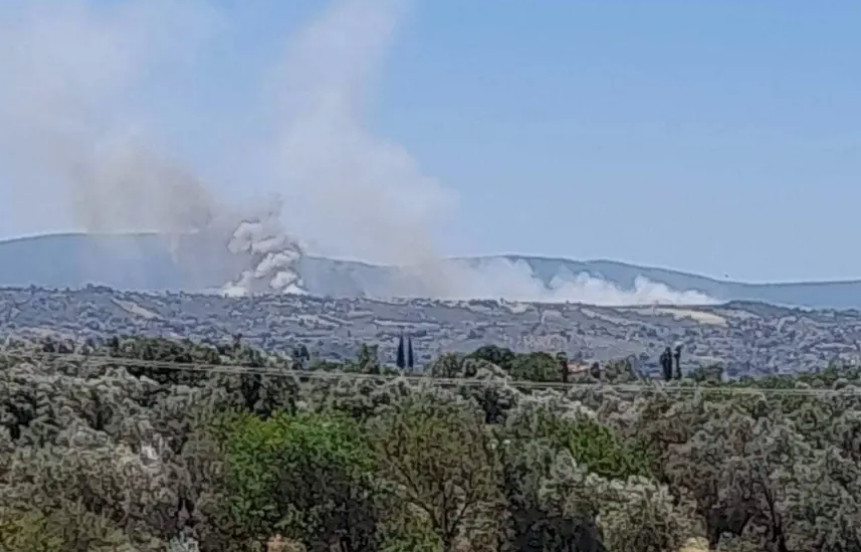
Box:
left=4, top=286, right=860, bottom=378
left=2, top=232, right=861, bottom=309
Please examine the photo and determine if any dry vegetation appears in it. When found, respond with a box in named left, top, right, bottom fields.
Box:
left=2, top=334, right=861, bottom=551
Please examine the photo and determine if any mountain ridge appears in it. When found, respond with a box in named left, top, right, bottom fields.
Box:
left=4, top=231, right=860, bottom=285
left=1, top=232, right=860, bottom=309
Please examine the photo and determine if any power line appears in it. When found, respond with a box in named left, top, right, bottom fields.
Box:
left=1, top=351, right=859, bottom=397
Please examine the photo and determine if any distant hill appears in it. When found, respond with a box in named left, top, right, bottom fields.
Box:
left=1, top=232, right=861, bottom=309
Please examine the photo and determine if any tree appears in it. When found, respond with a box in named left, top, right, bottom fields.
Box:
left=0, top=500, right=149, bottom=552
left=468, top=345, right=516, bottom=370
left=107, top=336, right=120, bottom=355
left=507, top=352, right=561, bottom=382
left=534, top=442, right=694, bottom=552
left=556, top=352, right=569, bottom=384
left=507, top=404, right=652, bottom=482
left=372, top=395, right=502, bottom=552
left=497, top=439, right=607, bottom=552
left=430, top=353, right=464, bottom=379
left=660, top=347, right=672, bottom=382
left=407, top=337, right=415, bottom=371
left=2, top=439, right=179, bottom=547
left=11, top=330, right=861, bottom=552
left=292, top=345, right=310, bottom=369
left=357, top=344, right=380, bottom=375
left=689, top=364, right=724, bottom=385
left=211, top=410, right=380, bottom=552
left=396, top=335, right=406, bottom=370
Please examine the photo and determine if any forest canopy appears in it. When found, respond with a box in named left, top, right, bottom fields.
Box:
left=1, top=336, right=861, bottom=552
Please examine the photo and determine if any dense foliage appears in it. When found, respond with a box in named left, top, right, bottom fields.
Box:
left=2, top=336, right=861, bottom=551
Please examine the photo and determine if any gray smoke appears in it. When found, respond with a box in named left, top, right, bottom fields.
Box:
left=0, top=0, right=305, bottom=297
left=261, top=0, right=715, bottom=305
left=73, top=140, right=307, bottom=297
left=0, top=0, right=716, bottom=306
left=268, top=0, right=456, bottom=267
left=71, top=142, right=216, bottom=236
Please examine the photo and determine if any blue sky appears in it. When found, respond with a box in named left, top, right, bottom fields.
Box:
left=378, top=1, right=861, bottom=282
left=1, top=0, right=860, bottom=283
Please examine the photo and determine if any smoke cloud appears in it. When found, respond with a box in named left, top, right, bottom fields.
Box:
left=382, top=258, right=717, bottom=306
left=0, top=0, right=716, bottom=306
left=0, top=0, right=305, bottom=297
left=269, top=0, right=456, bottom=267
left=221, top=201, right=305, bottom=297
left=323, top=257, right=715, bottom=306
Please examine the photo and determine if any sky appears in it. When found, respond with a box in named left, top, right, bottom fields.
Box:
left=0, top=0, right=860, bottom=283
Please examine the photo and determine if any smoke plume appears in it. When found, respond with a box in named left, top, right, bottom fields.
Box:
left=0, top=0, right=717, bottom=306
left=269, top=0, right=456, bottom=267
left=221, top=200, right=305, bottom=297
left=0, top=0, right=305, bottom=297
left=335, top=257, right=716, bottom=306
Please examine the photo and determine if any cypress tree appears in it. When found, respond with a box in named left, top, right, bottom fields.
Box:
left=396, top=334, right=406, bottom=369
left=407, top=336, right=415, bottom=370
left=660, top=347, right=673, bottom=381
left=556, top=351, right=569, bottom=384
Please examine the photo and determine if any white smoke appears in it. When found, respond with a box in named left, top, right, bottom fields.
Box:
left=357, top=258, right=716, bottom=306
left=221, top=203, right=305, bottom=297
left=544, top=275, right=716, bottom=306
left=0, top=0, right=716, bottom=306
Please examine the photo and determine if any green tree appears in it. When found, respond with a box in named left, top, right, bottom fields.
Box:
left=509, top=405, right=653, bottom=481
left=0, top=500, right=150, bottom=552
left=372, top=395, right=502, bottom=552
left=497, top=439, right=606, bottom=552
left=507, top=352, right=561, bottom=382
left=430, top=353, right=464, bottom=379
left=689, top=364, right=724, bottom=385
left=211, top=410, right=380, bottom=552
left=467, top=345, right=516, bottom=370
left=357, top=344, right=380, bottom=375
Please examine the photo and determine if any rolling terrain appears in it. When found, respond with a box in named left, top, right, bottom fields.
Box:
left=3, top=285, right=861, bottom=378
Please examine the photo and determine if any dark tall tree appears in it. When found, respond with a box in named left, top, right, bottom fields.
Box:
left=396, top=334, right=406, bottom=370
left=556, top=351, right=569, bottom=384
left=660, top=347, right=673, bottom=382
left=292, top=344, right=310, bottom=369
left=407, top=336, right=415, bottom=370
left=108, top=335, right=120, bottom=355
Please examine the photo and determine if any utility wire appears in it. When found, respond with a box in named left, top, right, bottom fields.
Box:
left=1, top=351, right=859, bottom=397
